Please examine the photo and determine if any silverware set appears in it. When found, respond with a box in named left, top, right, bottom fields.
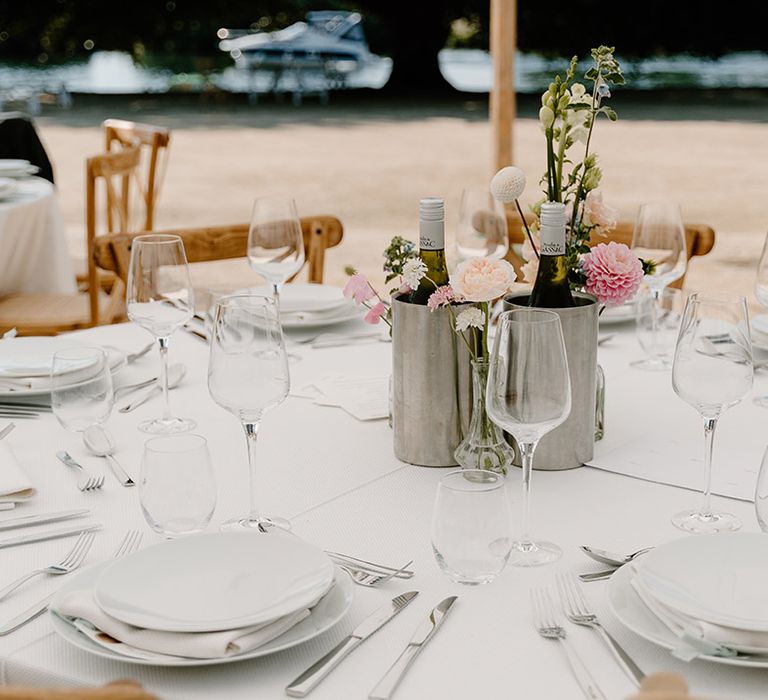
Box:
left=118, top=363, right=186, bottom=413
left=325, top=551, right=414, bottom=588
left=0, top=401, right=52, bottom=419
left=56, top=451, right=105, bottom=491
left=578, top=544, right=653, bottom=582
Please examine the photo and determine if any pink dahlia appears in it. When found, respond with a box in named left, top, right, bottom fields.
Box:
left=581, top=242, right=644, bottom=307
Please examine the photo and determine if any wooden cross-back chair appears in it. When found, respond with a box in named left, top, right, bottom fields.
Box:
left=0, top=148, right=139, bottom=336
left=92, top=217, right=344, bottom=298
left=504, top=209, right=715, bottom=288
left=103, top=118, right=171, bottom=231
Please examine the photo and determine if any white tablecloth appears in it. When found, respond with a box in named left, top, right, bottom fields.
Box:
left=0, top=321, right=766, bottom=699
left=0, top=177, right=75, bottom=296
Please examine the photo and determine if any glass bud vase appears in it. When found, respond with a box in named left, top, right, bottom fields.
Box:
left=454, top=359, right=515, bottom=474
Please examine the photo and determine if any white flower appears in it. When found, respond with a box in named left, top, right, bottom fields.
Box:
left=570, top=82, right=587, bottom=98
left=402, top=258, right=428, bottom=289
left=538, top=106, right=555, bottom=129
left=454, top=307, right=485, bottom=333
left=490, top=166, right=526, bottom=203
left=570, top=126, right=589, bottom=143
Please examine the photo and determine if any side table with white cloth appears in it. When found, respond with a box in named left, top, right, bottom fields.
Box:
left=0, top=319, right=767, bottom=699
left=0, top=176, right=75, bottom=296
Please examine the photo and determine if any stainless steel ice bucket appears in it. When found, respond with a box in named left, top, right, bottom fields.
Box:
left=503, top=292, right=599, bottom=470
left=392, top=295, right=473, bottom=467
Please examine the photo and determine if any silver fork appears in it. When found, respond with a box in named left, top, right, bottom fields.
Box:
left=325, top=551, right=415, bottom=579
left=557, top=573, right=644, bottom=686
left=113, top=529, right=143, bottom=558
left=56, top=451, right=105, bottom=492
left=531, top=588, right=606, bottom=700
left=338, top=559, right=414, bottom=588
left=0, top=530, right=96, bottom=602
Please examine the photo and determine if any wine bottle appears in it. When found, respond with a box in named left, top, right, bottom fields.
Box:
left=528, top=201, right=575, bottom=308
left=409, top=197, right=450, bottom=304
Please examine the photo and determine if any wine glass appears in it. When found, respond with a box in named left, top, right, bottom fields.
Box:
left=455, top=188, right=509, bottom=261
left=247, top=196, right=305, bottom=298
left=51, top=346, right=114, bottom=433
left=753, top=231, right=768, bottom=407
left=630, top=202, right=688, bottom=370
left=485, top=309, right=571, bottom=566
left=671, top=292, right=753, bottom=533
left=632, top=286, right=684, bottom=370
left=207, top=293, right=290, bottom=531
left=126, top=234, right=195, bottom=434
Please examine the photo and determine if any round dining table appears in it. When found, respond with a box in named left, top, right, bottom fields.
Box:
left=0, top=319, right=765, bottom=699
left=0, top=177, right=75, bottom=297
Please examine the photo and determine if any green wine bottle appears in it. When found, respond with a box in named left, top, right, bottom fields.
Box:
left=409, top=197, right=450, bottom=304
left=528, top=202, right=575, bottom=308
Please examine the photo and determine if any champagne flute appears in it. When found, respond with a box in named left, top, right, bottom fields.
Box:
left=671, top=292, right=753, bottom=533
left=126, top=234, right=195, bottom=434
left=630, top=202, right=688, bottom=370
left=753, top=231, right=768, bottom=407
left=207, top=293, right=290, bottom=531
left=486, top=309, right=571, bottom=566
left=455, top=188, right=509, bottom=261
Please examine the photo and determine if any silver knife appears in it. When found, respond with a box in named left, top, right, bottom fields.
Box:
left=0, top=522, right=101, bottom=549
left=0, top=509, right=90, bottom=532
left=0, top=593, right=54, bottom=636
left=286, top=591, right=419, bottom=697
left=369, top=596, right=457, bottom=700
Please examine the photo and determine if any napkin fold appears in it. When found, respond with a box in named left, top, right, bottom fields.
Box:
left=55, top=589, right=312, bottom=660
left=0, top=443, right=35, bottom=502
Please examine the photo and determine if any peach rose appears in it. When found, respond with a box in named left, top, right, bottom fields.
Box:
left=451, top=258, right=517, bottom=302
left=584, top=191, right=618, bottom=231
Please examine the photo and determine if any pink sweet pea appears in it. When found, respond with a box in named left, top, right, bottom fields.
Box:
left=363, top=301, right=387, bottom=325
left=581, top=242, right=644, bottom=307
left=427, top=285, right=457, bottom=311
left=343, top=274, right=375, bottom=304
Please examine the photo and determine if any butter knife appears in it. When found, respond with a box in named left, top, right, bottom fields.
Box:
left=0, top=522, right=101, bottom=549
left=286, top=591, right=419, bottom=697
left=0, top=509, right=89, bottom=532
left=0, top=593, right=54, bottom=636
left=369, top=596, right=457, bottom=700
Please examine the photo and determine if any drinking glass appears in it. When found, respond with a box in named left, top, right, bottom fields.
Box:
left=126, top=234, right=195, bottom=434
left=752, top=231, right=768, bottom=407
left=756, top=446, right=768, bottom=532
left=630, top=202, right=687, bottom=371
left=431, top=469, right=512, bottom=585
left=455, top=188, right=509, bottom=261
left=486, top=309, right=571, bottom=566
left=140, top=434, right=216, bottom=538
left=671, top=292, right=753, bottom=533
left=208, top=293, right=290, bottom=531
left=632, top=286, right=684, bottom=370
left=247, top=196, right=305, bottom=298
left=51, top=347, right=114, bottom=432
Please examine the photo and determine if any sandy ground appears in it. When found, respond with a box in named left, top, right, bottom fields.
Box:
left=32, top=93, right=768, bottom=311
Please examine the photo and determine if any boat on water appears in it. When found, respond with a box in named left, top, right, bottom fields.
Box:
left=217, top=11, right=386, bottom=103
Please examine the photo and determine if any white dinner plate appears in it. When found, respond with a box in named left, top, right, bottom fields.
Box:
left=51, top=562, right=353, bottom=667
left=750, top=315, right=768, bottom=350
left=636, top=533, right=768, bottom=632
left=0, top=178, right=17, bottom=200
left=0, top=159, right=30, bottom=171
left=0, top=338, right=98, bottom=378
left=599, top=301, right=637, bottom=326
left=608, top=563, right=768, bottom=668
left=240, top=284, right=359, bottom=328
left=95, top=532, right=335, bottom=632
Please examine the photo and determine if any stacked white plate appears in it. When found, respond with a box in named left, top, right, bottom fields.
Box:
left=0, top=337, right=125, bottom=397
left=251, top=283, right=358, bottom=329
left=599, top=299, right=637, bottom=326
left=0, top=159, right=39, bottom=178
left=609, top=533, right=768, bottom=667
left=0, top=177, right=18, bottom=201
left=49, top=532, right=353, bottom=666
left=750, top=315, right=768, bottom=351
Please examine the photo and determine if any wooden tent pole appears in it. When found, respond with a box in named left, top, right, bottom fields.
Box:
left=490, top=0, right=516, bottom=171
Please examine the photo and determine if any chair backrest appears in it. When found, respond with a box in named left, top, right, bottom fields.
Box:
left=0, top=681, right=156, bottom=699
left=86, top=146, right=141, bottom=324
left=92, top=216, right=344, bottom=288
left=504, top=210, right=715, bottom=288
left=103, top=119, right=171, bottom=230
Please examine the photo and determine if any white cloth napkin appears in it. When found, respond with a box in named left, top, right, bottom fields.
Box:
left=631, top=572, right=768, bottom=659
left=54, top=589, right=312, bottom=660
left=0, top=443, right=35, bottom=502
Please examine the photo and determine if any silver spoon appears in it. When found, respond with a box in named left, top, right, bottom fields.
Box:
left=580, top=545, right=652, bottom=568
left=113, top=374, right=160, bottom=399
left=82, top=426, right=134, bottom=487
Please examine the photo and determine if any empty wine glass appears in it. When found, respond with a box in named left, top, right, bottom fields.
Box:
left=208, top=293, right=290, bottom=531
left=632, top=286, right=684, bottom=370
left=752, top=231, right=768, bottom=407
left=51, top=347, right=114, bottom=433
left=486, top=309, right=571, bottom=566
left=140, top=434, right=216, bottom=538
left=455, top=188, right=509, bottom=261
left=630, top=202, right=688, bottom=371
left=671, top=292, right=753, bottom=533
left=126, top=234, right=195, bottom=434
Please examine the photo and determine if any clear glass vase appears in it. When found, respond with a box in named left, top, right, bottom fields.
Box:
left=454, top=359, right=516, bottom=474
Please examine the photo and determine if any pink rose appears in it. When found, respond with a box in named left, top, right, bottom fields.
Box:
left=584, top=191, right=618, bottom=232
left=581, top=241, right=644, bottom=307
left=451, top=258, right=517, bottom=303
left=343, top=274, right=375, bottom=305
left=363, top=301, right=387, bottom=325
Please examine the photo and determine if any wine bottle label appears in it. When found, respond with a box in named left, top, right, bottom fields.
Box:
left=539, top=202, right=566, bottom=255
left=539, top=232, right=565, bottom=255
left=419, top=220, right=445, bottom=251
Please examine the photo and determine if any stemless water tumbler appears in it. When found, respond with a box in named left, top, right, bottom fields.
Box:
left=431, top=469, right=512, bottom=585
